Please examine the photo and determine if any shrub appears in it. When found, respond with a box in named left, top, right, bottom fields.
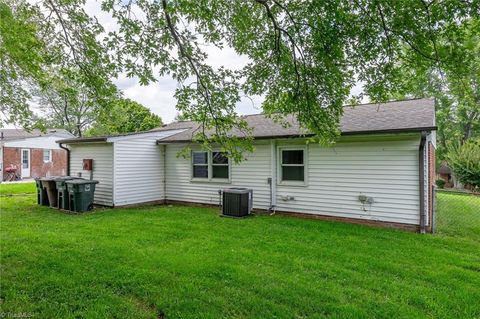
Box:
left=446, top=139, right=480, bottom=190
left=436, top=179, right=446, bottom=189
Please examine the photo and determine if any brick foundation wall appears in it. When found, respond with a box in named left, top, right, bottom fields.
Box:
left=2, top=147, right=68, bottom=180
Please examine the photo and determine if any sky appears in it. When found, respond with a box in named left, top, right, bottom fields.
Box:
left=84, top=1, right=365, bottom=124
left=4, top=1, right=363, bottom=129
left=85, top=0, right=265, bottom=124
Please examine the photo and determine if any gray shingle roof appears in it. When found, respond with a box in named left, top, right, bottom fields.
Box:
left=0, top=128, right=73, bottom=142
left=155, top=98, right=436, bottom=143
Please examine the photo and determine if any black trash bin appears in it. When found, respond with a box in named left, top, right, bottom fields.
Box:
left=35, top=178, right=49, bottom=206
left=54, top=177, right=82, bottom=210
left=65, top=179, right=99, bottom=212
left=40, top=176, right=60, bottom=208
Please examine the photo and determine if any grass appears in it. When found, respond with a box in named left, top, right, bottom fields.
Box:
left=0, top=181, right=36, bottom=195
left=436, top=191, right=480, bottom=238
left=1, top=184, right=479, bottom=318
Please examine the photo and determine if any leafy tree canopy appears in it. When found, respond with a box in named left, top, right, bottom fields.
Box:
left=391, top=18, right=480, bottom=159
left=446, top=139, right=480, bottom=190
left=1, top=0, right=479, bottom=160
left=35, top=72, right=100, bottom=137
left=0, top=0, right=116, bottom=129
left=86, top=98, right=163, bottom=136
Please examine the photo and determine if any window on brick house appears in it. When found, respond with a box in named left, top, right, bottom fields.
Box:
left=43, top=149, right=52, bottom=163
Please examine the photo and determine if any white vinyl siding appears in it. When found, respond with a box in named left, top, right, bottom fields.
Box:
left=164, top=136, right=421, bottom=225
left=113, top=136, right=165, bottom=206
left=69, top=143, right=113, bottom=206
left=275, top=137, right=421, bottom=225
left=165, top=141, right=272, bottom=209
left=65, top=132, right=423, bottom=226
left=65, top=129, right=185, bottom=207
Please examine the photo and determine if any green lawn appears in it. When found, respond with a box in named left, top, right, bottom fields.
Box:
left=0, top=181, right=36, bottom=195
left=1, top=184, right=479, bottom=318
left=436, top=191, right=480, bottom=238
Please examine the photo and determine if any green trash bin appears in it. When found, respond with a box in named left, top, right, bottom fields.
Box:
left=65, top=179, right=99, bottom=212
left=54, top=177, right=82, bottom=210
left=35, top=178, right=49, bottom=206
left=40, top=176, right=60, bottom=208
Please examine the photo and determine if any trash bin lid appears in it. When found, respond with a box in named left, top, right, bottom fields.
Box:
left=53, top=176, right=80, bottom=182
left=222, top=187, right=252, bottom=194
left=40, top=176, right=61, bottom=181
left=65, top=179, right=99, bottom=185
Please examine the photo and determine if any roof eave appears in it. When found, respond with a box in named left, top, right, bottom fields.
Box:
left=156, top=126, right=437, bottom=144
left=341, top=126, right=437, bottom=136
left=56, top=137, right=108, bottom=144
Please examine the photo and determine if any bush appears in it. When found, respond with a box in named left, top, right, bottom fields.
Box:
left=436, top=179, right=446, bottom=189
left=446, top=139, right=480, bottom=190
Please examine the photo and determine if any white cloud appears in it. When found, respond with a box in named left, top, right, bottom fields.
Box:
left=1, top=1, right=365, bottom=130
left=117, top=75, right=178, bottom=122
left=89, top=1, right=366, bottom=124
left=85, top=0, right=263, bottom=123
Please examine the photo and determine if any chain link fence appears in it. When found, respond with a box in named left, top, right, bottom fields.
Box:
left=435, top=189, right=480, bottom=237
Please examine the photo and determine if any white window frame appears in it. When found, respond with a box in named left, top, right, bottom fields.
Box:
left=191, top=151, right=209, bottom=180
left=277, top=146, right=307, bottom=186
left=43, top=149, right=52, bottom=163
left=211, top=151, right=230, bottom=180
left=191, top=150, right=231, bottom=183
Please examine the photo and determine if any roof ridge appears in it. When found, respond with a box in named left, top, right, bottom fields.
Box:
left=343, top=97, right=433, bottom=108
left=193, top=98, right=435, bottom=121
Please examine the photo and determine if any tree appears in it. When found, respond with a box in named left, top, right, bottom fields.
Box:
left=446, top=139, right=480, bottom=190
left=86, top=98, right=162, bottom=136
left=2, top=0, right=478, bottom=160
left=392, top=18, right=480, bottom=159
left=36, top=73, right=101, bottom=137
left=103, top=0, right=478, bottom=160
left=0, top=0, right=116, bottom=129
left=174, top=112, right=190, bottom=122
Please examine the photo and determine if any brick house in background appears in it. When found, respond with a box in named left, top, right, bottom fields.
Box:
left=0, top=129, right=74, bottom=181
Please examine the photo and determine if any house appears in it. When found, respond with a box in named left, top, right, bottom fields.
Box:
left=57, top=98, right=437, bottom=232
left=437, top=161, right=453, bottom=188
left=0, top=129, right=74, bottom=181
left=56, top=129, right=186, bottom=206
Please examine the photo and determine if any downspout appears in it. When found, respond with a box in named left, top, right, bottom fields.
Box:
left=419, top=132, right=427, bottom=234
left=269, top=139, right=277, bottom=214
left=59, top=143, right=70, bottom=176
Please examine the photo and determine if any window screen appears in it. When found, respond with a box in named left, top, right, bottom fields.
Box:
left=192, top=151, right=208, bottom=178
left=281, top=149, right=305, bottom=182
left=43, top=149, right=51, bottom=162
left=212, top=152, right=229, bottom=179
left=282, top=150, right=303, bottom=165
left=22, top=150, right=29, bottom=168
left=192, top=151, right=230, bottom=180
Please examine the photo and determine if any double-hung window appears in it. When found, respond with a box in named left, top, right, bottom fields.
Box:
left=43, top=149, right=52, bottom=163
left=279, top=148, right=306, bottom=184
left=212, top=152, right=229, bottom=179
left=192, top=151, right=230, bottom=181
left=192, top=151, right=209, bottom=178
